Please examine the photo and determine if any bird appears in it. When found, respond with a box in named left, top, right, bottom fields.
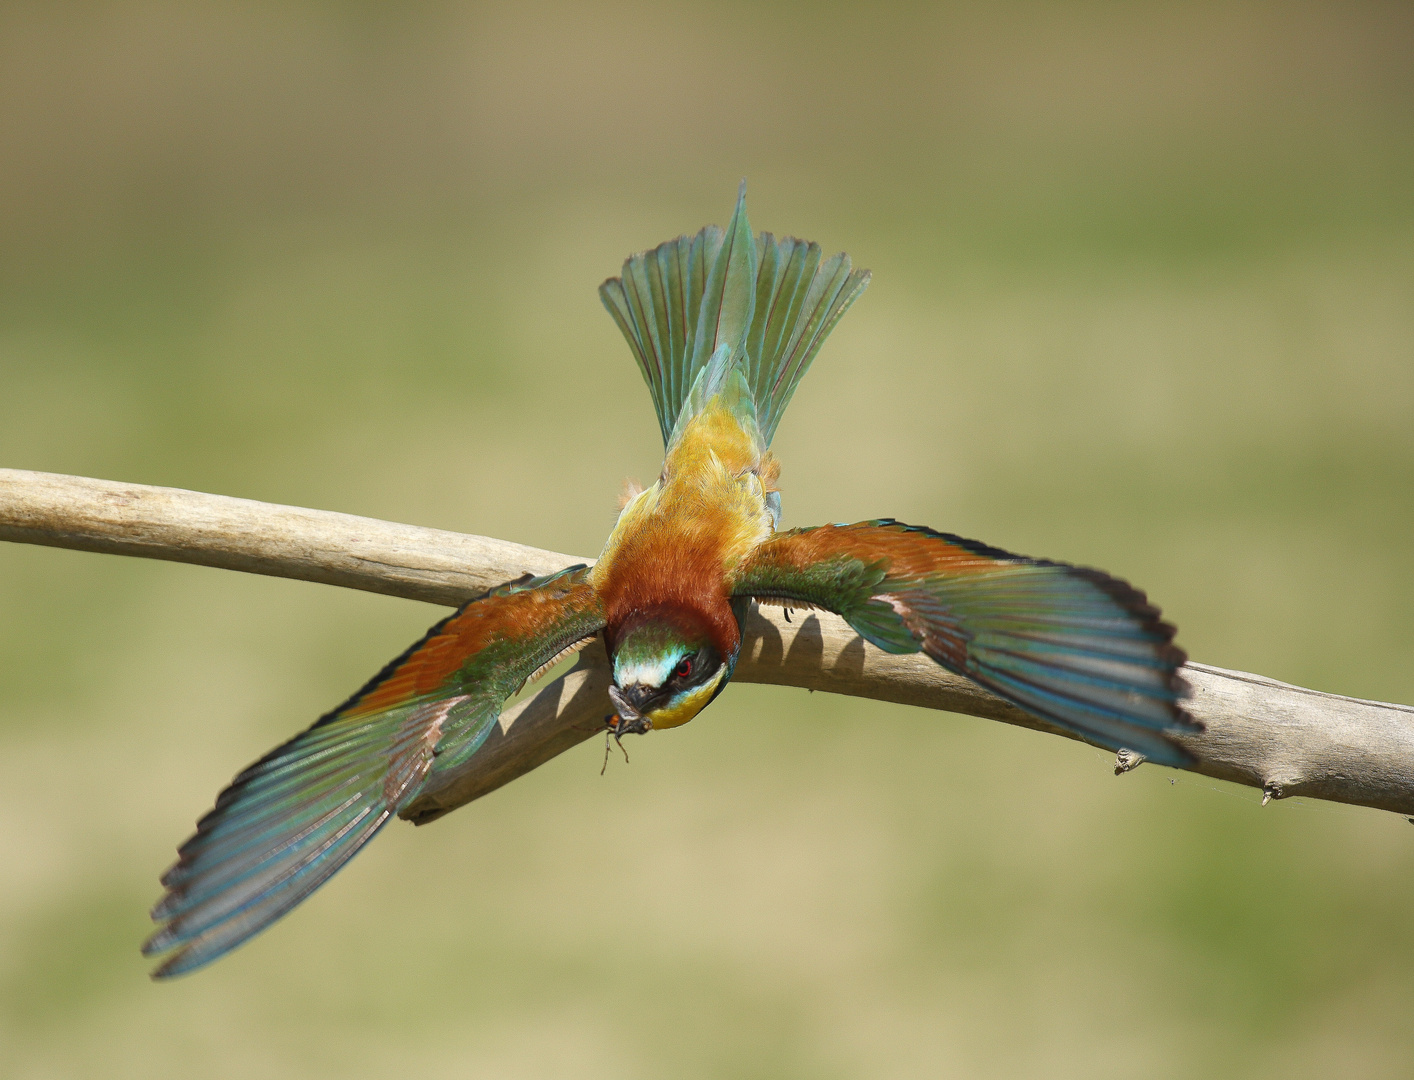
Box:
left=143, top=184, right=1198, bottom=978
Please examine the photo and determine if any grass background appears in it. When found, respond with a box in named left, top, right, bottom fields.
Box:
left=0, top=2, right=1411, bottom=1076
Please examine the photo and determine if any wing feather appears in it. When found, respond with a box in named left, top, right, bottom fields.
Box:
left=731, top=521, right=1196, bottom=765
left=145, top=565, right=604, bottom=977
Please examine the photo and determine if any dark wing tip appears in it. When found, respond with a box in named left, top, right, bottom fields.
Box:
left=872, top=521, right=1203, bottom=742
left=1063, top=565, right=1201, bottom=733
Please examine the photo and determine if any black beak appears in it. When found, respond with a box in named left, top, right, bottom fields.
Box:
left=607, top=684, right=653, bottom=736
left=623, top=683, right=659, bottom=712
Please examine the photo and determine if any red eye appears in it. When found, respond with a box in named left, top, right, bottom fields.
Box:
left=675, top=658, right=693, bottom=679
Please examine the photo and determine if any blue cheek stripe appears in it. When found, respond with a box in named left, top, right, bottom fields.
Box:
left=613, top=649, right=687, bottom=690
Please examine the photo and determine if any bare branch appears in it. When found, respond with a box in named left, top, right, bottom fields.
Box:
left=0, top=468, right=570, bottom=603
left=4, top=468, right=1412, bottom=822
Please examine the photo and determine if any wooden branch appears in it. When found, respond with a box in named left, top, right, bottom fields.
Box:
left=4, top=468, right=1413, bottom=823
left=0, top=468, right=568, bottom=604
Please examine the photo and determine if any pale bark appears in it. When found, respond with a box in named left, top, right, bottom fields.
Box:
left=3, top=468, right=1411, bottom=822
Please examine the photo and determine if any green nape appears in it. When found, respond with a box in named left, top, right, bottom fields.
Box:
left=611, top=620, right=702, bottom=690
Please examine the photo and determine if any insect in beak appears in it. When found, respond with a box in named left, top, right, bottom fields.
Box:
left=602, top=686, right=654, bottom=772
left=606, top=685, right=654, bottom=736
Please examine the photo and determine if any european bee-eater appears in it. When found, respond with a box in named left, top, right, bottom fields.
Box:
left=145, top=185, right=1197, bottom=978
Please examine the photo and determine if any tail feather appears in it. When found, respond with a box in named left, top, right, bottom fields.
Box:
left=601, top=182, right=868, bottom=450
left=689, top=182, right=758, bottom=396
left=744, top=235, right=819, bottom=403
left=747, top=238, right=868, bottom=443
left=607, top=227, right=722, bottom=440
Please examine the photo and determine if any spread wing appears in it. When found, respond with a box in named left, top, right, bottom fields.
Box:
left=730, top=521, right=1197, bottom=765
left=144, top=565, right=604, bottom=978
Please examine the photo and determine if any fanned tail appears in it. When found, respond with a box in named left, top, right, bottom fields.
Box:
left=600, top=183, right=869, bottom=450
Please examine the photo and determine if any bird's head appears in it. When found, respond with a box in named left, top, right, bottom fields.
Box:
left=606, top=610, right=730, bottom=732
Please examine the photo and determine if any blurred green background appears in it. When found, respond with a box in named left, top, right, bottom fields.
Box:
left=1, top=2, right=1412, bottom=1077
